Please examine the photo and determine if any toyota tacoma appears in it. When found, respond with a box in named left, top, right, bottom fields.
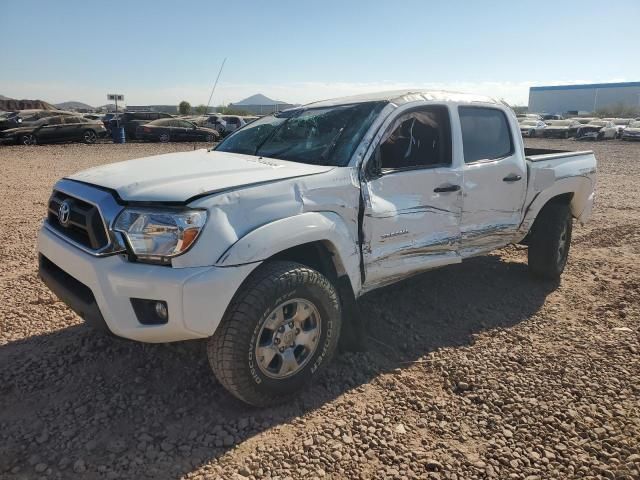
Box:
left=38, top=90, right=597, bottom=406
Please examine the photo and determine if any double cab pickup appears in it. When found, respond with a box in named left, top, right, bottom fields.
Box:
left=38, top=90, right=596, bottom=405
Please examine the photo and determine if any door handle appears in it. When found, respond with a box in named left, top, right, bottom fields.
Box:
left=503, top=174, right=522, bottom=182
left=433, top=184, right=461, bottom=193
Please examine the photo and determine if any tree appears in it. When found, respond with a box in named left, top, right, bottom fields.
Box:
left=194, top=104, right=208, bottom=115
left=214, top=104, right=252, bottom=116
left=178, top=101, right=191, bottom=115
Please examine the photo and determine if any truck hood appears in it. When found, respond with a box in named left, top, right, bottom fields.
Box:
left=67, top=149, right=334, bottom=202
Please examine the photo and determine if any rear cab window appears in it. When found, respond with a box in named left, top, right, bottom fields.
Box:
left=458, top=107, right=514, bottom=163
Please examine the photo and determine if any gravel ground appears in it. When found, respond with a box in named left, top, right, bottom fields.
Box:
left=0, top=139, right=639, bottom=480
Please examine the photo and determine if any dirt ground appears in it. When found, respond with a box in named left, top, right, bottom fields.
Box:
left=0, top=138, right=638, bottom=480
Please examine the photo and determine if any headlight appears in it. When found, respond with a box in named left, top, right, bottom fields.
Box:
left=114, top=208, right=207, bottom=264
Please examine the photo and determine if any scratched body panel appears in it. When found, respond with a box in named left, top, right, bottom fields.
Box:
left=362, top=167, right=463, bottom=289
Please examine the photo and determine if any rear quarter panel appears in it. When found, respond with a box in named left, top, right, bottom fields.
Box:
left=520, top=152, right=596, bottom=235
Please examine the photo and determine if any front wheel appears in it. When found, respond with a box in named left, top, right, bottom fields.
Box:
left=528, top=203, right=572, bottom=280
left=159, top=133, right=170, bottom=143
left=82, top=129, right=97, bottom=144
left=208, top=261, right=341, bottom=406
left=19, top=133, right=36, bottom=145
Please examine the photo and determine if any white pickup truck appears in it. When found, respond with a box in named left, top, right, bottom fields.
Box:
left=38, top=90, right=596, bottom=406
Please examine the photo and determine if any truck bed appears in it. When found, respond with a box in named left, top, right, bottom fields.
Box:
left=525, top=147, right=594, bottom=162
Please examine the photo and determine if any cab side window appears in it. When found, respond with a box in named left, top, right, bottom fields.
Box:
left=459, top=107, right=513, bottom=163
left=379, top=105, right=451, bottom=171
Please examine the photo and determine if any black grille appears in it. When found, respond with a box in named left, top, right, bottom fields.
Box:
left=48, top=191, right=109, bottom=250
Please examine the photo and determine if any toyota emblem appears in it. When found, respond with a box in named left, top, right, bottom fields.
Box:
left=58, top=200, right=71, bottom=227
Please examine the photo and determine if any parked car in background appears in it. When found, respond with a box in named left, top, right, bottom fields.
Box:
left=542, top=114, right=564, bottom=121
left=242, top=116, right=259, bottom=124
left=0, top=109, right=74, bottom=131
left=610, top=118, right=632, bottom=138
left=576, top=120, right=617, bottom=140
left=0, top=115, right=106, bottom=145
left=542, top=119, right=581, bottom=138
left=135, top=118, right=220, bottom=143
left=192, top=114, right=227, bottom=135
left=110, top=111, right=174, bottom=139
left=621, top=120, right=640, bottom=140
left=516, top=113, right=543, bottom=121
left=220, top=115, right=249, bottom=134
left=519, top=119, right=546, bottom=137
left=570, top=117, right=598, bottom=125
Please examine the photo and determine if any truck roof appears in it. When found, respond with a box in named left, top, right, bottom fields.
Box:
left=305, top=89, right=499, bottom=108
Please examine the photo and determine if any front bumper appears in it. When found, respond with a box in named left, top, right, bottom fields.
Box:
left=37, top=225, right=258, bottom=343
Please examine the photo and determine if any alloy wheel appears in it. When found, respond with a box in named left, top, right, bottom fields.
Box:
left=255, top=298, right=322, bottom=379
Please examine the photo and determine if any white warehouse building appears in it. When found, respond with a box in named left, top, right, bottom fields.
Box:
left=528, top=82, right=640, bottom=114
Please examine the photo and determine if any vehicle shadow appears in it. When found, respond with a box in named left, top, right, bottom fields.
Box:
left=0, top=252, right=557, bottom=479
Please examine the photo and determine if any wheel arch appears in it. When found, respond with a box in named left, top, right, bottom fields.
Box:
left=216, top=211, right=362, bottom=296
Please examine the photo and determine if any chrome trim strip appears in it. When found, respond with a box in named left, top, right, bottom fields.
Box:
left=48, top=179, right=127, bottom=256
left=43, top=221, right=126, bottom=257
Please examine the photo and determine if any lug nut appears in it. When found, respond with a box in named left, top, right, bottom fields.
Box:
left=274, top=338, right=280, bottom=345
left=279, top=347, right=285, bottom=353
left=278, top=326, right=285, bottom=333
left=288, top=321, right=294, bottom=328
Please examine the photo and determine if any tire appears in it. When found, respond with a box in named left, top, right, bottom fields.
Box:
left=159, top=133, right=170, bottom=143
left=208, top=261, right=341, bottom=406
left=530, top=130, right=535, bottom=138
left=527, top=203, right=572, bottom=280
left=19, top=133, right=36, bottom=145
left=205, top=133, right=215, bottom=142
left=82, top=129, right=97, bottom=144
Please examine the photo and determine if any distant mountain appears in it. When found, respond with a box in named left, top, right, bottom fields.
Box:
left=0, top=94, right=14, bottom=100
left=232, top=93, right=288, bottom=106
left=55, top=100, right=94, bottom=110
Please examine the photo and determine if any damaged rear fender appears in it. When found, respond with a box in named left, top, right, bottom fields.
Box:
left=215, top=212, right=362, bottom=293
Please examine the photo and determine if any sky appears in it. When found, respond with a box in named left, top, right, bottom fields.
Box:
left=2, top=0, right=639, bottom=108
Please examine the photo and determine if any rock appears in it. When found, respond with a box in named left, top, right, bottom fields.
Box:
left=73, top=459, right=87, bottom=473
left=107, top=439, right=127, bottom=454
left=394, top=424, right=407, bottom=434
left=457, top=381, right=470, bottom=391
left=425, top=459, right=443, bottom=471
left=34, top=463, right=47, bottom=473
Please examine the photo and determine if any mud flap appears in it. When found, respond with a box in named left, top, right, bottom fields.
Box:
left=337, top=276, right=367, bottom=352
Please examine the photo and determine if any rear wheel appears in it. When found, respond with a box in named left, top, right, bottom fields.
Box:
left=19, top=133, right=36, bottom=145
left=208, top=261, right=341, bottom=406
left=205, top=133, right=215, bottom=142
left=528, top=203, right=572, bottom=280
left=82, top=129, right=97, bottom=144
left=159, top=133, right=170, bottom=143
